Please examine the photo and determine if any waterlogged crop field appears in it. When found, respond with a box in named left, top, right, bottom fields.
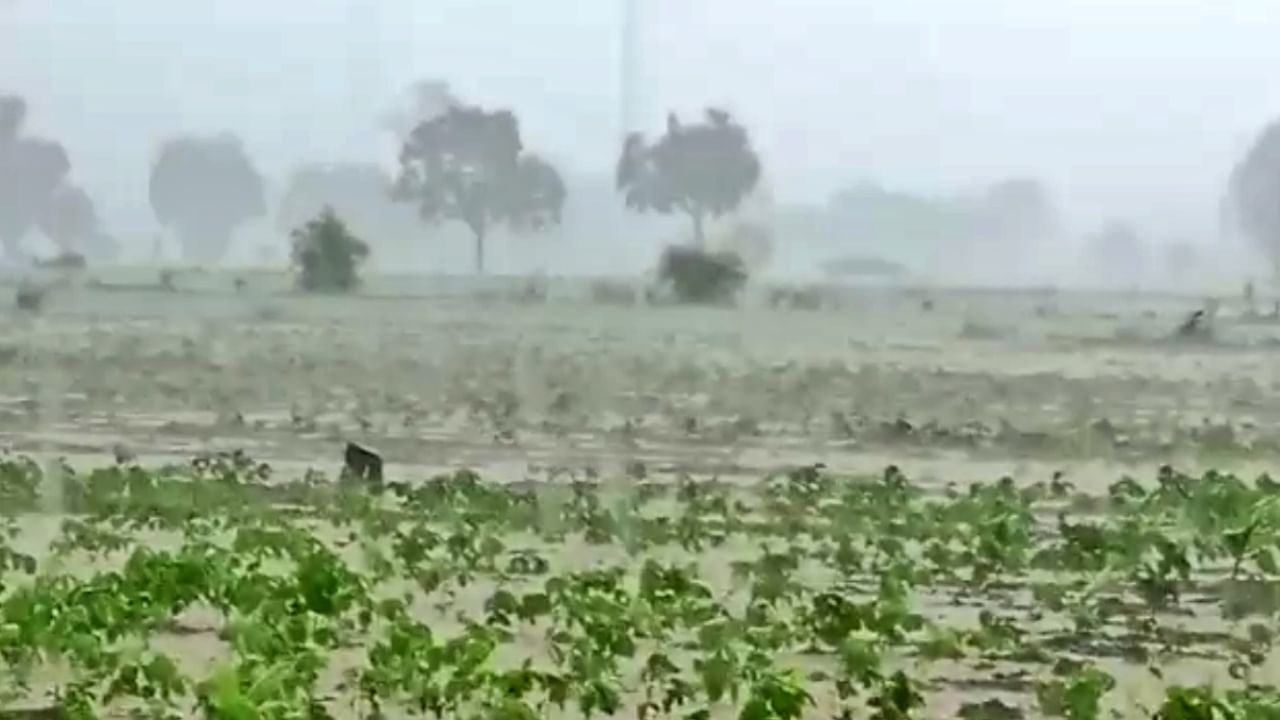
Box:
left=1, top=274, right=1280, bottom=719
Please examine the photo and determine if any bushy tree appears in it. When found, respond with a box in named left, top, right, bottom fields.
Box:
left=1227, top=119, right=1280, bottom=274
left=290, top=206, right=370, bottom=293
left=616, top=108, right=761, bottom=247
left=657, top=245, right=746, bottom=304
left=394, top=104, right=565, bottom=274
left=0, top=95, right=70, bottom=259
left=149, top=133, right=266, bottom=264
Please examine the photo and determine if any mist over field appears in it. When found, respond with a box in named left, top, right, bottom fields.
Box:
left=5, top=0, right=1280, bottom=287
left=12, top=4, right=1280, bottom=718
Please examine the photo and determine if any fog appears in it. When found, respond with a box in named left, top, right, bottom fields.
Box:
left=4, top=0, right=1280, bottom=284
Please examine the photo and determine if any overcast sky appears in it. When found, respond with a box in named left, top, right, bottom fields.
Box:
left=4, top=0, right=1280, bottom=240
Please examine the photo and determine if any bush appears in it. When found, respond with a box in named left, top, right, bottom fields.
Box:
left=657, top=245, right=747, bottom=304
left=14, top=281, right=45, bottom=312
left=290, top=206, right=370, bottom=293
left=588, top=279, right=639, bottom=306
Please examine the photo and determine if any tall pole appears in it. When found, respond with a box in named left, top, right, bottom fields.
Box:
left=346, top=0, right=380, bottom=160
left=620, top=0, right=639, bottom=142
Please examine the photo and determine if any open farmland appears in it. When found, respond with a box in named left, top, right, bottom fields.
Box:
left=0, top=272, right=1278, bottom=719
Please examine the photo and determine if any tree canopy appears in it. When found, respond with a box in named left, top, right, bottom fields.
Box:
left=381, top=79, right=460, bottom=144
left=290, top=206, right=370, bottom=293
left=394, top=104, right=565, bottom=274
left=149, top=133, right=265, bottom=264
left=37, top=184, right=97, bottom=254
left=616, top=108, right=761, bottom=246
left=1226, top=119, right=1280, bottom=274
left=0, top=95, right=71, bottom=259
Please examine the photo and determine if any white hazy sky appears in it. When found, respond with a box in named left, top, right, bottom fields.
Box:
left=4, top=0, right=1280, bottom=239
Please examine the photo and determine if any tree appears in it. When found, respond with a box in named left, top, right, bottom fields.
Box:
left=616, top=108, right=761, bottom=247
left=394, top=104, right=565, bottom=274
left=149, top=133, right=266, bottom=264
left=1227, top=119, right=1280, bottom=274
left=973, top=178, right=1059, bottom=251
left=290, top=206, right=370, bottom=293
left=277, top=162, right=420, bottom=259
left=0, top=95, right=70, bottom=259
left=657, top=245, right=746, bottom=304
left=1088, top=220, right=1146, bottom=289
left=37, top=184, right=97, bottom=254
left=381, top=79, right=460, bottom=143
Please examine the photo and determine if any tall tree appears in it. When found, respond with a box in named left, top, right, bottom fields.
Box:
left=0, top=95, right=70, bottom=259
left=149, top=133, right=265, bottom=264
left=616, top=108, right=761, bottom=247
left=394, top=104, right=565, bottom=274
left=1227, top=119, right=1280, bottom=274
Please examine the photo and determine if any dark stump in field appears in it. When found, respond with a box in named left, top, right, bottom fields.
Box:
left=342, top=442, right=383, bottom=485
left=14, top=282, right=45, bottom=312
left=1176, top=309, right=1212, bottom=340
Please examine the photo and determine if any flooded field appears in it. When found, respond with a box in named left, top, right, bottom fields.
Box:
left=0, top=271, right=1277, bottom=719
left=6, top=272, right=1278, bottom=481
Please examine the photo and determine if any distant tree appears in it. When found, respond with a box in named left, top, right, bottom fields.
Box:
left=1088, top=220, right=1146, bottom=288
left=290, top=206, right=370, bottom=293
left=975, top=178, right=1059, bottom=241
left=828, top=184, right=970, bottom=246
left=1227, top=120, right=1280, bottom=275
left=616, top=108, right=761, bottom=247
left=37, top=184, right=97, bottom=254
left=394, top=104, right=566, bottom=274
left=149, top=133, right=266, bottom=264
left=277, top=162, right=419, bottom=254
left=0, top=95, right=70, bottom=259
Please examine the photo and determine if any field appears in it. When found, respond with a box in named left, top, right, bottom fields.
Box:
left=0, top=270, right=1278, bottom=720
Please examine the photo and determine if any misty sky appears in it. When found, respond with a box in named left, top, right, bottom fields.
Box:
left=4, top=0, right=1280, bottom=244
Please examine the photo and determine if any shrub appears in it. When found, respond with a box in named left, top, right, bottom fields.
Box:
left=290, top=206, right=370, bottom=293
left=657, top=245, right=747, bottom=304
left=589, top=279, right=639, bottom=306
left=35, top=252, right=87, bottom=270
left=14, top=281, right=45, bottom=312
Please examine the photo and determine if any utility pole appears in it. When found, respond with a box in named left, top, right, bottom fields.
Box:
left=345, top=0, right=381, bottom=160
left=619, top=0, right=639, bottom=142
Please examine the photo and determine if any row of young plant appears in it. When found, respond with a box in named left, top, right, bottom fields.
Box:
left=0, top=453, right=1277, bottom=719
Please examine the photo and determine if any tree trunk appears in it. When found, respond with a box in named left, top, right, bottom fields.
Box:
left=474, top=229, right=486, bottom=275
left=690, top=210, right=706, bottom=250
